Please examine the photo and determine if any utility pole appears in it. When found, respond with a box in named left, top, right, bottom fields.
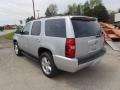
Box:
left=32, top=0, right=36, bottom=19
left=37, top=10, right=40, bottom=19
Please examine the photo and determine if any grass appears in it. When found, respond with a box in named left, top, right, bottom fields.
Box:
left=4, top=32, right=15, bottom=40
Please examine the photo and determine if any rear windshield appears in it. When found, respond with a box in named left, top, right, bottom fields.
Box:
left=71, top=18, right=101, bottom=38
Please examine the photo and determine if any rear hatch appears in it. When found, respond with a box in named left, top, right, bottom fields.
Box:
left=71, top=17, right=104, bottom=58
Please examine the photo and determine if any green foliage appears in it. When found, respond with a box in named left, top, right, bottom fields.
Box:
left=77, top=5, right=81, bottom=15
left=65, top=0, right=103, bottom=16
left=83, top=1, right=93, bottom=16
left=45, top=4, right=57, bottom=17
left=68, top=4, right=75, bottom=15
left=44, top=0, right=109, bottom=22
left=89, top=0, right=102, bottom=9
left=5, top=32, right=15, bottom=40
left=83, top=0, right=109, bottom=22
left=45, top=8, right=51, bottom=17
left=66, top=3, right=82, bottom=15
left=93, top=4, right=109, bottom=22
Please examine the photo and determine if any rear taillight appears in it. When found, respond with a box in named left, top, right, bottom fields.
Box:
left=65, top=38, right=76, bottom=58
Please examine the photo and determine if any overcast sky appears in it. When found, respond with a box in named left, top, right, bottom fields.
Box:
left=0, top=0, right=120, bottom=25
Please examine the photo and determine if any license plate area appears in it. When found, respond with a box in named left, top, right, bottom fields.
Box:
left=88, top=39, right=98, bottom=52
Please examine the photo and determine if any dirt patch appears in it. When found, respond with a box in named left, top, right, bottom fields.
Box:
left=0, top=37, right=13, bottom=49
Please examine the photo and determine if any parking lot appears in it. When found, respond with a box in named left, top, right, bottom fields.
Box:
left=0, top=37, right=120, bottom=90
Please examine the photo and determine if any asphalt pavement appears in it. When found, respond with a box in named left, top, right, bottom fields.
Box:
left=0, top=37, right=120, bottom=90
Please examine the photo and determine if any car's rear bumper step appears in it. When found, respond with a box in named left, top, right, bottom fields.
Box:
left=78, top=48, right=106, bottom=64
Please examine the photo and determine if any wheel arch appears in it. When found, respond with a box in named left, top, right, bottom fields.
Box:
left=13, top=39, right=17, bottom=44
left=38, top=47, right=53, bottom=58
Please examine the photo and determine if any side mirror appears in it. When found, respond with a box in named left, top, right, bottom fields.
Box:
left=16, top=26, right=24, bottom=34
left=20, top=31, right=29, bottom=35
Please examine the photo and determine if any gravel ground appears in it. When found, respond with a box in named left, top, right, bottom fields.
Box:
left=0, top=37, right=120, bottom=90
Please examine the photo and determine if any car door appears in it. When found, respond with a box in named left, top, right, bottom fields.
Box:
left=18, top=22, right=31, bottom=52
left=28, top=21, right=42, bottom=57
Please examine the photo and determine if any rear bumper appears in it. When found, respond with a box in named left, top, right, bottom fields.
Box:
left=53, top=48, right=106, bottom=72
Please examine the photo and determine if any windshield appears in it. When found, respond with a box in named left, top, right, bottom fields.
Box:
left=71, top=19, right=101, bottom=38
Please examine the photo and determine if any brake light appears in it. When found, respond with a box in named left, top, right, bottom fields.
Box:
left=65, top=38, right=76, bottom=58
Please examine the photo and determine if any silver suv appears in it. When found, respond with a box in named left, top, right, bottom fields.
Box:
left=13, top=16, right=106, bottom=78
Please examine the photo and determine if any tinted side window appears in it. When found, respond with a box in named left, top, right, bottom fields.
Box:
left=31, top=21, right=41, bottom=35
left=45, top=19, right=66, bottom=37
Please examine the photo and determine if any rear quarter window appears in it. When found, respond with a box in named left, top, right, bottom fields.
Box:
left=31, top=21, right=41, bottom=36
left=45, top=19, right=66, bottom=37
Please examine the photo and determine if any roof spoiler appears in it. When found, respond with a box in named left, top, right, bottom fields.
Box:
left=71, top=17, right=97, bottom=21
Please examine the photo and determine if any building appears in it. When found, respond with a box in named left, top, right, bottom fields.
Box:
left=4, top=25, right=17, bottom=30
left=115, top=13, right=120, bottom=28
left=115, top=13, right=120, bottom=22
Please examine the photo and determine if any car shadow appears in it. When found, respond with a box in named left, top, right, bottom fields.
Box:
left=54, top=63, right=116, bottom=89
left=21, top=54, right=116, bottom=89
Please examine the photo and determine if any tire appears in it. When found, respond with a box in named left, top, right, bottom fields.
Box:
left=40, top=52, right=58, bottom=78
left=14, top=42, right=22, bottom=56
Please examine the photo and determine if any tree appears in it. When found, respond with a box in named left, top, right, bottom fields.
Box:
left=82, top=0, right=109, bottom=22
left=93, top=4, right=109, bottom=22
left=66, top=3, right=82, bottom=15
left=45, top=4, right=57, bottom=17
left=45, top=9, right=51, bottom=17
left=72, top=4, right=78, bottom=15
left=89, top=0, right=102, bottom=9
left=26, top=16, right=34, bottom=23
left=66, top=5, right=73, bottom=15
left=67, top=4, right=77, bottom=15
left=77, top=4, right=82, bottom=15
left=83, top=0, right=102, bottom=16
left=83, top=1, right=93, bottom=16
